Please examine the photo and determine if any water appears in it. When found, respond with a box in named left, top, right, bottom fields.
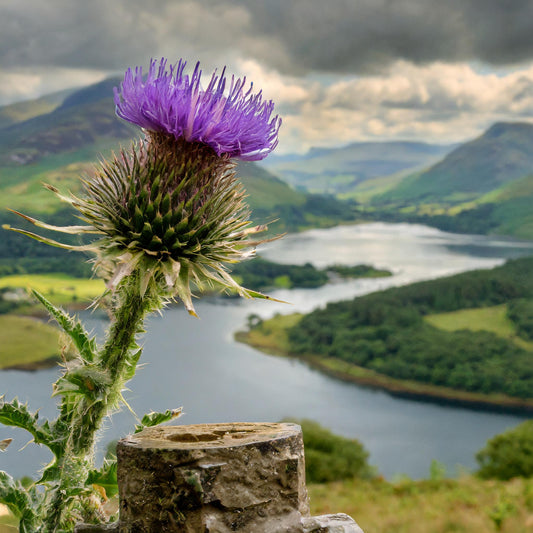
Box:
left=1, top=223, right=532, bottom=480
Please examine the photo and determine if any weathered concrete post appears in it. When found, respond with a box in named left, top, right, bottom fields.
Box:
left=116, top=422, right=310, bottom=532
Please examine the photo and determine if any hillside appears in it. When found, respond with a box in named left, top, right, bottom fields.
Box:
left=0, top=78, right=134, bottom=167
left=0, top=82, right=356, bottom=276
left=379, top=123, right=533, bottom=203
left=0, top=88, right=74, bottom=130
left=240, top=257, right=533, bottom=409
left=263, top=141, right=452, bottom=196
left=363, top=122, right=533, bottom=239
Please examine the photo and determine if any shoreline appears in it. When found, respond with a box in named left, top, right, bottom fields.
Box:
left=235, top=329, right=533, bottom=415
left=1, top=355, right=59, bottom=372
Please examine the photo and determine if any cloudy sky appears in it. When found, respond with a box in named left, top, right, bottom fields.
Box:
left=2, top=0, right=533, bottom=153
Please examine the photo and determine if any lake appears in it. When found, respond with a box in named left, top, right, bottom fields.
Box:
left=1, top=222, right=533, bottom=480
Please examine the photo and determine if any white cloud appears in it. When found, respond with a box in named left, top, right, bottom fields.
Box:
left=3, top=56, right=533, bottom=154
left=270, top=61, right=533, bottom=152
left=0, top=67, right=109, bottom=106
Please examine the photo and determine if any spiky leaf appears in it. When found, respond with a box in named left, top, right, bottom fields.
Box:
left=86, top=460, right=118, bottom=499
left=122, top=348, right=143, bottom=382
left=0, top=471, right=40, bottom=531
left=0, top=397, right=61, bottom=457
left=53, top=365, right=112, bottom=400
left=134, top=408, right=182, bottom=434
left=32, top=290, right=98, bottom=363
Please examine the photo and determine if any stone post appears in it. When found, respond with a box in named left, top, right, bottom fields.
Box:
left=116, top=422, right=310, bottom=532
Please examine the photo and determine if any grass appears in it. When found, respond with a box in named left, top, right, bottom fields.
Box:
left=0, top=315, right=60, bottom=369
left=234, top=313, right=303, bottom=354
left=236, top=313, right=533, bottom=411
left=425, top=305, right=533, bottom=351
left=339, top=169, right=414, bottom=202
left=2, top=475, right=532, bottom=532
left=0, top=512, right=17, bottom=533
left=0, top=274, right=105, bottom=305
left=308, top=476, right=533, bottom=533
left=0, top=139, right=128, bottom=213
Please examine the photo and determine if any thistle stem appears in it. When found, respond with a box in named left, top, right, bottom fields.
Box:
left=42, top=272, right=154, bottom=532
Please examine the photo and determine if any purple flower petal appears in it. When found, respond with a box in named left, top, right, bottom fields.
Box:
left=114, top=58, right=281, bottom=161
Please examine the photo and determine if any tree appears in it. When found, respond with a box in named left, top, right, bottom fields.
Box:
left=476, top=421, right=533, bottom=480
left=285, top=419, right=375, bottom=483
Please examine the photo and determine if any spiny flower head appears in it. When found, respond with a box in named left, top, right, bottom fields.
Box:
left=5, top=59, right=281, bottom=316
left=114, top=58, right=281, bottom=161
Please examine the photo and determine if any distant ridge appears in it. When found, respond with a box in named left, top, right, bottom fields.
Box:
left=263, top=140, right=453, bottom=195
left=0, top=88, right=75, bottom=130
left=0, top=82, right=355, bottom=237
left=378, top=122, right=533, bottom=203
left=370, top=122, right=533, bottom=239
left=0, top=77, right=133, bottom=166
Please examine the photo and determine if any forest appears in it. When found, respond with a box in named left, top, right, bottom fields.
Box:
left=231, top=257, right=390, bottom=291
left=285, top=257, right=533, bottom=398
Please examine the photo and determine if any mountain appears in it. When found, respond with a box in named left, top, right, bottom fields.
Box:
left=378, top=122, right=533, bottom=204
left=0, top=88, right=76, bottom=130
left=370, top=122, right=533, bottom=239
left=0, top=81, right=357, bottom=276
left=0, top=78, right=134, bottom=167
left=263, top=141, right=453, bottom=196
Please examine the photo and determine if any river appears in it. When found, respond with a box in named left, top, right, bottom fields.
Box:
left=1, top=222, right=533, bottom=480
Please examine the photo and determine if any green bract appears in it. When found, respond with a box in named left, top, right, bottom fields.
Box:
left=7, top=134, right=275, bottom=316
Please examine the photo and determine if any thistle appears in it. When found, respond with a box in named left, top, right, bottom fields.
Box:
left=1, top=58, right=281, bottom=531
left=8, top=57, right=282, bottom=316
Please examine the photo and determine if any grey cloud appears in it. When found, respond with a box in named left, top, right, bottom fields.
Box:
left=0, top=0, right=160, bottom=69
left=237, top=0, right=533, bottom=73
left=2, top=0, right=533, bottom=76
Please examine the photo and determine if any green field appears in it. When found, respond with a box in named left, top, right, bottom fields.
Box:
left=425, top=305, right=533, bottom=351
left=1, top=475, right=531, bottom=532
left=309, top=475, right=533, bottom=533
left=0, top=315, right=60, bottom=369
left=0, top=140, right=126, bottom=213
left=235, top=313, right=303, bottom=354
left=0, top=274, right=105, bottom=305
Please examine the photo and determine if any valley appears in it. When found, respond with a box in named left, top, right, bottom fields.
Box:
left=0, top=79, right=531, bottom=479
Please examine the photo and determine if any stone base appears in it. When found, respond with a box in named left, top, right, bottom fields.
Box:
left=76, top=514, right=365, bottom=533
left=302, top=514, right=364, bottom=532
left=77, top=422, right=364, bottom=532
left=117, top=423, right=309, bottom=532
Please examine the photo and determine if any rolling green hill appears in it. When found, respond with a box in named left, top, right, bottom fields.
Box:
left=0, top=88, right=74, bottom=130
left=367, top=123, right=533, bottom=239
left=263, top=122, right=533, bottom=239
left=240, top=257, right=533, bottom=408
left=0, top=78, right=134, bottom=167
left=263, top=141, right=452, bottom=196
left=379, top=122, right=533, bottom=203
left=0, top=81, right=356, bottom=276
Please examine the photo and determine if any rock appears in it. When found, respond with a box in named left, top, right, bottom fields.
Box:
left=74, top=524, right=119, bottom=532
left=302, top=514, right=364, bottom=533
left=117, top=422, right=309, bottom=532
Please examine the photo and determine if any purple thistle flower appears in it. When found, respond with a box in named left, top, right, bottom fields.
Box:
left=114, top=58, right=281, bottom=161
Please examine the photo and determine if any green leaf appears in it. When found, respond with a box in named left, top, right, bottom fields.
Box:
left=32, top=290, right=98, bottom=363
left=0, top=397, right=61, bottom=458
left=0, top=471, right=40, bottom=528
left=36, top=462, right=61, bottom=485
left=122, top=347, right=143, bottom=382
left=53, top=365, right=112, bottom=400
left=86, top=460, right=118, bottom=499
left=134, top=408, right=182, bottom=434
